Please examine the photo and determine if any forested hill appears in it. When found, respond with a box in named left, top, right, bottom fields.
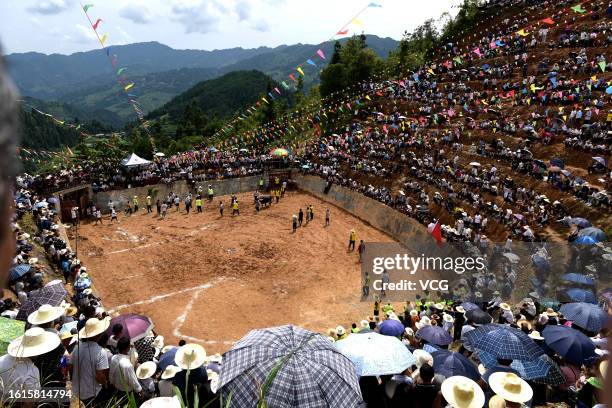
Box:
left=147, top=70, right=292, bottom=121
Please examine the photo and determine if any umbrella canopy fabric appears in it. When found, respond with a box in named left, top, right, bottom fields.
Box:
left=379, top=319, right=405, bottom=337
left=564, top=288, right=597, bottom=304
left=0, top=317, right=25, bottom=356
left=16, top=284, right=68, bottom=321
left=578, top=227, right=607, bottom=242
left=108, top=314, right=154, bottom=343
left=575, top=235, right=597, bottom=245
left=269, top=148, right=290, bottom=157
left=568, top=217, right=592, bottom=229
left=480, top=351, right=563, bottom=385
left=460, top=302, right=480, bottom=312
left=9, top=264, right=31, bottom=282
left=335, top=332, right=416, bottom=377
left=432, top=350, right=480, bottom=381
left=542, top=325, right=598, bottom=366
left=219, top=325, right=362, bottom=408
left=561, top=273, right=595, bottom=286
left=559, top=303, right=608, bottom=333
left=465, top=308, right=493, bottom=325
left=416, top=325, right=453, bottom=346
left=158, top=347, right=178, bottom=371
left=464, top=324, right=543, bottom=361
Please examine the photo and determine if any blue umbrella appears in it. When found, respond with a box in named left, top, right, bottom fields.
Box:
left=432, top=350, right=480, bottom=381
left=416, top=325, right=453, bottom=346
left=379, top=319, right=405, bottom=337
left=480, top=351, right=563, bottom=385
left=575, top=235, right=597, bottom=245
left=568, top=218, right=592, bottom=229
left=578, top=227, right=607, bottom=242
left=158, top=347, right=178, bottom=371
left=542, top=325, right=598, bottom=366
left=464, top=324, right=543, bottom=361
left=560, top=303, right=608, bottom=332
left=465, top=308, right=493, bottom=325
left=460, top=302, right=480, bottom=312
left=550, top=158, right=565, bottom=169
left=532, top=254, right=550, bottom=271
left=335, top=332, right=416, bottom=376
left=73, top=277, right=92, bottom=291
left=9, top=264, right=31, bottom=282
left=564, top=288, right=597, bottom=304
left=561, top=273, right=595, bottom=286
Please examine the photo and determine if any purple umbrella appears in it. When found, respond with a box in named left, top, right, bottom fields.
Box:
left=416, top=325, right=453, bottom=346
left=108, top=313, right=154, bottom=342
left=379, top=319, right=405, bottom=337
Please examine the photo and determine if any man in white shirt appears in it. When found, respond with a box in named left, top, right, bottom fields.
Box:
left=0, top=354, right=41, bottom=404
left=109, top=338, right=142, bottom=397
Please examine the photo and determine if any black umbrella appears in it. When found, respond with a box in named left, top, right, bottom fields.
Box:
left=432, top=350, right=480, bottom=380
left=16, top=283, right=68, bottom=321
left=465, top=308, right=493, bottom=325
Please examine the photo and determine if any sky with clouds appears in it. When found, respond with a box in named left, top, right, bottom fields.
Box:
left=0, top=0, right=460, bottom=55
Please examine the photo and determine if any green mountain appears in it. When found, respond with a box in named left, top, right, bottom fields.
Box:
left=6, top=36, right=397, bottom=123
left=19, top=106, right=80, bottom=152
left=20, top=96, right=123, bottom=129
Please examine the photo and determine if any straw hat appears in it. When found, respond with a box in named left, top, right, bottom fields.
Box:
left=441, top=376, right=485, bottom=408
left=27, top=304, right=65, bottom=325
left=161, top=365, right=181, bottom=380
left=499, top=303, right=511, bottom=312
left=528, top=331, right=544, bottom=341
left=545, top=308, right=558, bottom=317
left=64, top=305, right=78, bottom=316
left=434, top=302, right=445, bottom=311
left=83, top=288, right=93, bottom=296
left=175, top=343, right=206, bottom=370
left=416, top=316, right=431, bottom=330
left=404, top=327, right=414, bottom=337
left=136, top=361, right=157, bottom=380
left=409, top=309, right=419, bottom=317
left=360, top=320, right=369, bottom=328
left=488, top=372, right=533, bottom=403
left=28, top=258, right=39, bottom=265
left=78, top=317, right=111, bottom=339
left=600, top=360, right=608, bottom=380
left=336, top=325, right=346, bottom=336
left=139, top=396, right=181, bottom=408
left=456, top=305, right=466, bottom=314
left=478, top=364, right=486, bottom=375
left=516, top=319, right=532, bottom=331
left=488, top=395, right=507, bottom=408
left=388, top=313, right=400, bottom=321
left=443, top=313, right=455, bottom=323
left=414, top=349, right=433, bottom=368
left=8, top=327, right=61, bottom=358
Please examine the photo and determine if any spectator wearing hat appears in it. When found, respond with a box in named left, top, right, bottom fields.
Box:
left=0, top=328, right=60, bottom=404
left=159, top=365, right=181, bottom=397
left=488, top=372, right=533, bottom=407
left=69, top=317, right=111, bottom=406
left=440, top=375, right=485, bottom=408
left=136, top=361, right=157, bottom=400
left=172, top=344, right=217, bottom=408
left=27, top=304, right=67, bottom=389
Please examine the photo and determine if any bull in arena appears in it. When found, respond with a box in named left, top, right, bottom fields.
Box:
left=259, top=195, right=273, bottom=207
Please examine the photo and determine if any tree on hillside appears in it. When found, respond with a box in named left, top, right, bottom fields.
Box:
left=330, top=41, right=342, bottom=64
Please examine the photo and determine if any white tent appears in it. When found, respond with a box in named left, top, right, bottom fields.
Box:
left=121, top=153, right=151, bottom=167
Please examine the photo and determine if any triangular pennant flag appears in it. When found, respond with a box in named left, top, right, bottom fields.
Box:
left=598, top=61, right=606, bottom=72
left=100, top=33, right=108, bottom=46
left=306, top=59, right=316, bottom=67
left=296, top=67, right=305, bottom=76
left=572, top=5, right=586, bottom=13
left=351, top=18, right=364, bottom=27
left=289, top=73, right=297, bottom=82
left=281, top=81, right=289, bottom=89
left=541, top=17, right=554, bottom=25
left=82, top=4, right=93, bottom=12
left=368, top=2, right=382, bottom=7
left=517, top=29, right=529, bottom=37
left=274, top=87, right=281, bottom=94
left=124, top=83, right=134, bottom=91
left=316, top=49, right=326, bottom=59
left=336, top=29, right=349, bottom=35
left=117, top=67, right=127, bottom=75
left=262, top=97, right=269, bottom=104
left=105, top=46, right=111, bottom=56
left=92, top=18, right=102, bottom=30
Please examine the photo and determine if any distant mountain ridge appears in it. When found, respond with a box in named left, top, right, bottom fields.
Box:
left=6, top=36, right=398, bottom=123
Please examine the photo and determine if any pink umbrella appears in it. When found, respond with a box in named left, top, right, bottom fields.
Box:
left=108, top=313, right=154, bottom=342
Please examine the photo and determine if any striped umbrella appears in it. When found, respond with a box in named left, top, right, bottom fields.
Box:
left=464, top=324, right=543, bottom=361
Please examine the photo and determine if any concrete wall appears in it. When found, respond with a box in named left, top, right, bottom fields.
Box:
left=293, top=174, right=432, bottom=251
left=93, top=176, right=260, bottom=211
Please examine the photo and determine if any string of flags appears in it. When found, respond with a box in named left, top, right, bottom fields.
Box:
left=18, top=100, right=92, bottom=138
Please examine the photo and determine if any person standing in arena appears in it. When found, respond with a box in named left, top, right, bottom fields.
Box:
left=195, top=195, right=202, bottom=213
left=348, top=229, right=357, bottom=251
left=146, top=195, right=152, bottom=213
left=219, top=201, right=224, bottom=217
left=325, top=208, right=331, bottom=226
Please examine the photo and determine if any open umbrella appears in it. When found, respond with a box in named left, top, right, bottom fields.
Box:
left=379, top=319, right=405, bottom=337
left=269, top=148, right=289, bottom=157
left=479, top=351, right=563, bottom=385
left=108, top=314, right=154, bottom=342
left=460, top=302, right=480, bottom=312
left=503, top=253, right=520, bottom=264
left=158, top=347, right=178, bottom=371
left=578, top=227, right=607, bottom=242
left=575, top=235, right=598, bottom=245
left=542, top=325, right=598, bottom=366
left=416, top=325, right=453, bottom=346
left=561, top=273, right=595, bottom=286
left=16, top=284, right=68, bottom=321
left=9, top=264, right=31, bottom=282
left=592, top=157, right=607, bottom=166
left=335, top=332, right=416, bottom=377
left=0, top=317, right=25, bottom=356
left=563, top=288, right=597, bottom=304
left=432, top=350, right=480, bottom=380
left=219, top=325, right=362, bottom=407
left=464, top=324, right=543, bottom=361
left=567, top=218, right=592, bottom=229
left=560, top=303, right=608, bottom=332
left=465, top=308, right=493, bottom=325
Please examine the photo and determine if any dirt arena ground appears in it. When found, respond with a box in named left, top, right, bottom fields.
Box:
left=74, top=191, right=395, bottom=353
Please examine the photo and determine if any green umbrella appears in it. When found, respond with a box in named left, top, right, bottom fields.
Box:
left=0, top=317, right=25, bottom=356
left=269, top=148, right=289, bottom=157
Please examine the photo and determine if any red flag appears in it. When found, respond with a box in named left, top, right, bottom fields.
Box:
left=337, top=29, right=349, bottom=35
left=289, top=73, right=297, bottom=82
left=431, top=221, right=443, bottom=244
left=541, top=17, right=555, bottom=25
left=92, top=18, right=103, bottom=30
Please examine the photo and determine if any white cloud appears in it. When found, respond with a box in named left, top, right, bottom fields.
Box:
left=27, top=0, right=70, bottom=15
left=73, top=23, right=98, bottom=44
left=235, top=0, right=251, bottom=21
left=171, top=0, right=225, bottom=34
left=252, top=19, right=270, bottom=33
left=119, top=2, right=154, bottom=25
left=114, top=26, right=134, bottom=44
